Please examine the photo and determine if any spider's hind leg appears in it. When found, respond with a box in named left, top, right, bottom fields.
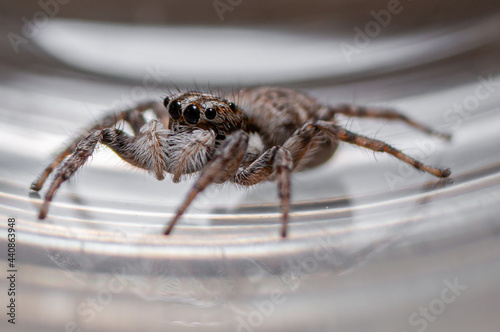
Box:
left=324, top=104, right=451, bottom=140
left=316, top=121, right=451, bottom=178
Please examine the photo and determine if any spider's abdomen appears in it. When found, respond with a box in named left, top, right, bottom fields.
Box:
left=235, top=87, right=338, bottom=169
left=236, top=87, right=326, bottom=146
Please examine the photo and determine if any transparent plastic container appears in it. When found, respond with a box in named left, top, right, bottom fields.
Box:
left=1, top=1, right=500, bottom=331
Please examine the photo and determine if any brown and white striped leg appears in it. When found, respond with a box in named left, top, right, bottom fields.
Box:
left=324, top=104, right=451, bottom=140
left=275, top=148, right=293, bottom=237
left=38, top=130, right=105, bottom=219
left=231, top=146, right=293, bottom=237
left=232, top=123, right=326, bottom=237
left=163, top=130, right=249, bottom=235
left=316, top=121, right=451, bottom=178
left=37, top=124, right=165, bottom=219
left=30, top=100, right=162, bottom=192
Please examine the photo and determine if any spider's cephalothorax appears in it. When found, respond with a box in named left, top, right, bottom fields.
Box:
left=31, top=87, right=451, bottom=237
left=164, top=91, right=249, bottom=141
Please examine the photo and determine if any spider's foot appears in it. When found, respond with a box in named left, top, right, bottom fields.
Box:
left=280, top=215, right=289, bottom=238
left=30, top=181, right=42, bottom=191
left=440, top=168, right=452, bottom=178
left=163, top=217, right=179, bottom=235
left=38, top=210, right=47, bottom=220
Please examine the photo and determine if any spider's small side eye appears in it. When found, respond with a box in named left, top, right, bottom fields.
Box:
left=205, top=108, right=217, bottom=120
left=228, top=102, right=236, bottom=112
left=168, top=100, right=182, bottom=120
left=184, top=104, right=200, bottom=124
left=163, top=97, right=170, bottom=108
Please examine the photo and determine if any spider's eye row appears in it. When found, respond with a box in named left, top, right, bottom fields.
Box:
left=168, top=100, right=182, bottom=120
left=228, top=102, right=236, bottom=112
left=205, top=107, right=217, bottom=120
left=163, top=96, right=170, bottom=108
left=184, top=104, right=200, bottom=124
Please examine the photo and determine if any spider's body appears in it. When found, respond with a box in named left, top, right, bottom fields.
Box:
left=31, top=87, right=451, bottom=237
left=238, top=87, right=339, bottom=171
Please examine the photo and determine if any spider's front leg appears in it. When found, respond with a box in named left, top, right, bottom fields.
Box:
left=36, top=120, right=171, bottom=219
left=30, top=101, right=164, bottom=192
left=37, top=129, right=126, bottom=219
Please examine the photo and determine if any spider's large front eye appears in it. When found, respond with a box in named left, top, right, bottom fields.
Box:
left=183, top=104, right=200, bottom=124
left=205, top=108, right=217, bottom=120
left=168, top=100, right=182, bottom=120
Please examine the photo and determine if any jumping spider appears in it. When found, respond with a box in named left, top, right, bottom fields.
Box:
left=31, top=87, right=451, bottom=237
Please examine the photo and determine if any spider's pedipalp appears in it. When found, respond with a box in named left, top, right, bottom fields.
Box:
left=167, top=128, right=216, bottom=183
left=164, top=130, right=249, bottom=235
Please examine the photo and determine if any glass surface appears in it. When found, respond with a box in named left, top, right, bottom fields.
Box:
left=1, top=1, right=500, bottom=331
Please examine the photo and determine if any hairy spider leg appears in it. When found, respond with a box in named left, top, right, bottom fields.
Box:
left=38, top=130, right=108, bottom=219
left=31, top=101, right=164, bottom=191
left=164, top=130, right=250, bottom=235
left=235, top=119, right=450, bottom=237
left=37, top=120, right=170, bottom=219
left=229, top=145, right=294, bottom=237
left=164, top=122, right=326, bottom=237
left=228, top=124, right=320, bottom=237
left=324, top=105, right=452, bottom=140
left=274, top=148, right=293, bottom=237
left=315, top=121, right=451, bottom=178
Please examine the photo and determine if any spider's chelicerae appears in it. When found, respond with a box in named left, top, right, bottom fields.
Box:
left=31, top=87, right=451, bottom=237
